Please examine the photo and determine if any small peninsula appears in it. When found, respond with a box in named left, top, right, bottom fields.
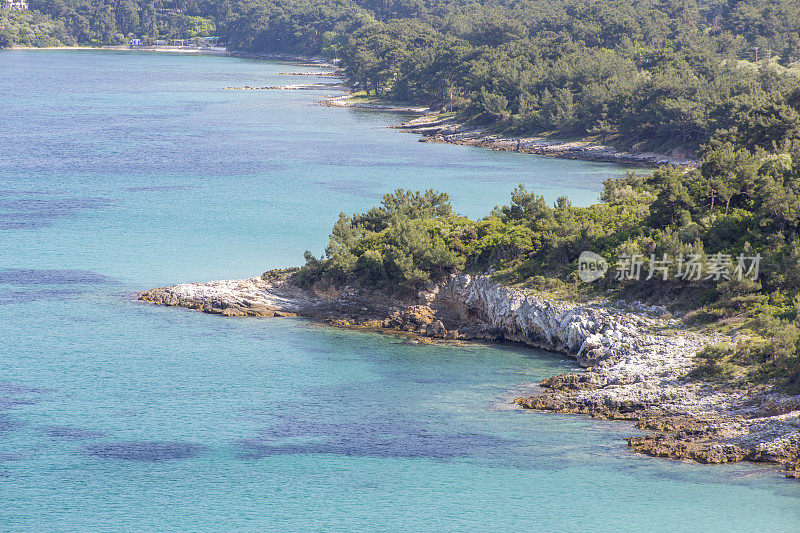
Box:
left=140, top=271, right=800, bottom=477
left=141, top=175, right=800, bottom=478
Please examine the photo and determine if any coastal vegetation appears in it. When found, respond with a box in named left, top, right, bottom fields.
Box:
left=297, top=85, right=800, bottom=389
left=6, top=0, right=800, bottom=153
left=0, top=6, right=72, bottom=47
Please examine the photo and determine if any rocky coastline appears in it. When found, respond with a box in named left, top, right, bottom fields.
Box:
left=316, top=93, right=696, bottom=166
left=139, top=272, right=799, bottom=478
left=393, top=115, right=698, bottom=167
left=224, top=83, right=343, bottom=91
left=319, top=94, right=430, bottom=113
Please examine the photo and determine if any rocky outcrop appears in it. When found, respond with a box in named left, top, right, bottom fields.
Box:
left=138, top=272, right=799, bottom=478
left=429, top=275, right=799, bottom=477
left=394, top=116, right=697, bottom=167
left=139, top=277, right=314, bottom=317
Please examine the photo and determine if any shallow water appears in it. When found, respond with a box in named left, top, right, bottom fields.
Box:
left=0, top=50, right=798, bottom=532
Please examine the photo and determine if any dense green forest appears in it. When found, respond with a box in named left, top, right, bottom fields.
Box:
left=3, top=0, right=800, bottom=148
left=1, top=0, right=220, bottom=46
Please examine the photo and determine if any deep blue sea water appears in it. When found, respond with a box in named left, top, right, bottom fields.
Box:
left=1, top=50, right=799, bottom=532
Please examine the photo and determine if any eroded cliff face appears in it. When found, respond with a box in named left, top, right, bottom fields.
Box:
left=433, top=274, right=705, bottom=390
left=431, top=275, right=799, bottom=474
left=432, top=274, right=690, bottom=360
left=138, top=272, right=800, bottom=477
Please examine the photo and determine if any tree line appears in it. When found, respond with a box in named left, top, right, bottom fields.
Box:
left=4, top=0, right=799, bottom=150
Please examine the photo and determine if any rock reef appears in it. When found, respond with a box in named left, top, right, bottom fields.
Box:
left=139, top=273, right=799, bottom=478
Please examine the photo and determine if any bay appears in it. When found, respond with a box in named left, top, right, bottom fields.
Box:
left=0, top=50, right=798, bottom=532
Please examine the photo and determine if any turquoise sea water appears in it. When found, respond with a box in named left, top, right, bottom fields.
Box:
left=1, top=50, right=799, bottom=531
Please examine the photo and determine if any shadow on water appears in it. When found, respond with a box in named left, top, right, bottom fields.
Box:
left=313, top=178, right=383, bottom=199
left=0, top=195, right=115, bottom=230
left=45, top=426, right=105, bottom=440
left=121, top=185, right=195, bottom=192
left=0, top=269, right=111, bottom=284
left=0, top=268, right=113, bottom=305
left=82, top=441, right=207, bottom=462
left=0, top=382, right=47, bottom=438
left=237, top=417, right=518, bottom=460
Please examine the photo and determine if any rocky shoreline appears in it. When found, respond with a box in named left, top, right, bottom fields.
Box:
left=320, top=94, right=430, bottom=113
left=139, top=272, right=799, bottom=478
left=224, top=83, right=342, bottom=91
left=316, top=93, right=696, bottom=166
left=393, top=115, right=698, bottom=167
